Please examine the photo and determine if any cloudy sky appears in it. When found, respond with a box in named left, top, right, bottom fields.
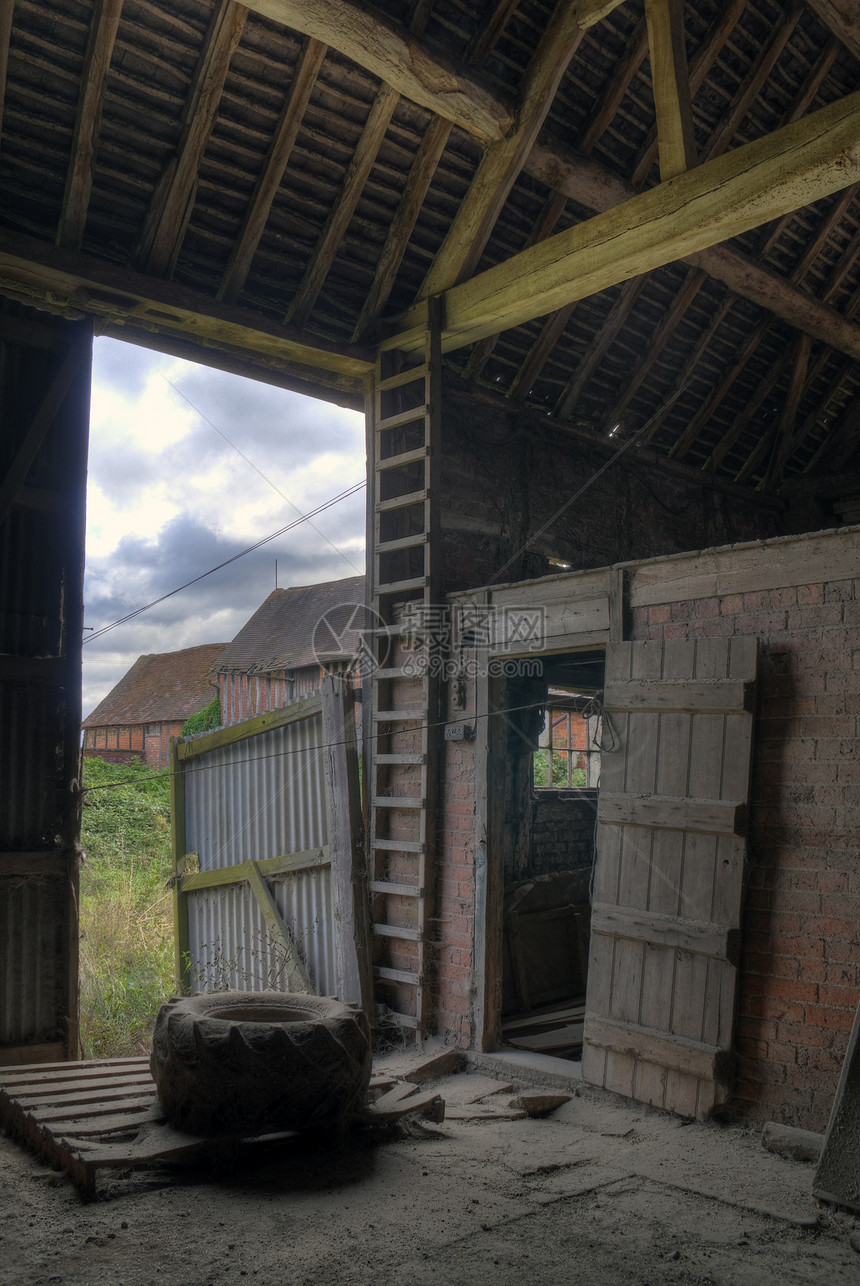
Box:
left=83, top=338, right=366, bottom=717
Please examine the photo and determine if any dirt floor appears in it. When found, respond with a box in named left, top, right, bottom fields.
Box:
left=2, top=1056, right=859, bottom=1286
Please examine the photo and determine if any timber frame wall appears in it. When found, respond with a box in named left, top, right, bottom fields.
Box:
left=435, top=524, right=859, bottom=1133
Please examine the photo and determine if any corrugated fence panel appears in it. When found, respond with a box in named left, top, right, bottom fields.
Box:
left=183, top=713, right=328, bottom=871
left=185, top=865, right=335, bottom=995
left=0, top=874, right=68, bottom=1044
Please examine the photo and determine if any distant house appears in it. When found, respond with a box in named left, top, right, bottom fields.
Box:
left=82, top=643, right=227, bottom=769
left=214, top=576, right=365, bottom=726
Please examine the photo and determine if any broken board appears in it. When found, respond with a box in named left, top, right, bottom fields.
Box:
left=0, top=1056, right=445, bottom=1197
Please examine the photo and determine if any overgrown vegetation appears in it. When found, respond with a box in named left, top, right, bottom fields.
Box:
left=181, top=695, right=221, bottom=736
left=533, top=749, right=586, bottom=789
left=79, top=757, right=175, bottom=1058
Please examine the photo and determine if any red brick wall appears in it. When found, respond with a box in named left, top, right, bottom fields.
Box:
left=633, top=573, right=860, bottom=1130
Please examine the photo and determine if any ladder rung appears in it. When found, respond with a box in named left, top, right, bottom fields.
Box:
left=373, top=708, right=425, bottom=721
left=375, top=488, right=428, bottom=513
left=374, top=965, right=420, bottom=986
left=370, top=881, right=423, bottom=898
left=373, top=923, right=422, bottom=942
left=372, top=795, right=424, bottom=810
left=375, top=575, right=428, bottom=595
left=377, top=366, right=427, bottom=393
left=378, top=406, right=430, bottom=432
left=375, top=445, right=428, bottom=472
left=374, top=752, right=426, bottom=765
left=372, top=838, right=425, bottom=853
left=374, top=533, right=428, bottom=555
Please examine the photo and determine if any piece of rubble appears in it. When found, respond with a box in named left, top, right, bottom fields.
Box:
left=374, top=1041, right=465, bottom=1086
left=761, top=1122, right=824, bottom=1164
left=510, top=1092, right=572, bottom=1118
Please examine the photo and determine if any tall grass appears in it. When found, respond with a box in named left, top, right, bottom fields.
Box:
left=79, top=757, right=176, bottom=1058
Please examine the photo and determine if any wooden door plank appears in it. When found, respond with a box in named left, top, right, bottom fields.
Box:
left=591, top=904, right=734, bottom=959
left=599, top=794, right=745, bottom=835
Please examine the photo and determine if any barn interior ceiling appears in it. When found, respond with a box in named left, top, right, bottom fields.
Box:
left=1, top=0, right=859, bottom=499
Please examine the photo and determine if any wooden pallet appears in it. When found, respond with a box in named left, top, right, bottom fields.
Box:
left=0, top=1057, right=445, bottom=1197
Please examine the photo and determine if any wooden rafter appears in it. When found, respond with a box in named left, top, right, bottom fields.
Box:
left=668, top=316, right=772, bottom=462
left=700, top=1, right=803, bottom=166
left=644, top=0, right=695, bottom=180
left=599, top=268, right=707, bottom=434
left=638, top=294, right=734, bottom=448
left=242, top=0, right=515, bottom=142
left=351, top=0, right=521, bottom=343
left=0, top=0, right=15, bottom=148
left=0, top=229, right=372, bottom=390
left=806, top=1, right=860, bottom=63
left=505, top=13, right=650, bottom=401
left=218, top=38, right=327, bottom=305
left=524, top=138, right=860, bottom=367
left=580, top=13, right=648, bottom=154
left=556, top=276, right=649, bottom=419
left=755, top=38, right=841, bottom=261
left=631, top=0, right=747, bottom=187
left=420, top=1, right=584, bottom=298
left=762, top=334, right=812, bottom=489
left=285, top=86, right=399, bottom=328
left=572, top=0, right=627, bottom=26
left=351, top=116, right=452, bottom=342
left=137, top=1, right=247, bottom=277
left=392, top=91, right=860, bottom=356
left=704, top=345, right=795, bottom=475
left=56, top=0, right=123, bottom=251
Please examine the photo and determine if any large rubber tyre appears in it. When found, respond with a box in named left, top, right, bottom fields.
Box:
left=150, top=991, right=371, bottom=1137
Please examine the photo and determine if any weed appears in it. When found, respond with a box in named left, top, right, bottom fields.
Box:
left=78, top=757, right=175, bottom=1058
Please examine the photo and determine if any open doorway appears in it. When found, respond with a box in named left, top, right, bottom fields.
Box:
left=489, top=649, right=606, bottom=1062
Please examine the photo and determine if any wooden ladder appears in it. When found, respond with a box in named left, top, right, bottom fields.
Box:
left=366, top=303, right=443, bottom=1035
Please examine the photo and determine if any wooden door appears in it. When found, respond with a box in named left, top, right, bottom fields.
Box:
left=582, top=637, right=757, bottom=1119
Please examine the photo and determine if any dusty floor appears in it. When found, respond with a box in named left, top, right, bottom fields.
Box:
left=2, top=1063, right=859, bottom=1286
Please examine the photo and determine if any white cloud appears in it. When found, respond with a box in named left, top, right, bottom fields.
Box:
left=83, top=339, right=366, bottom=717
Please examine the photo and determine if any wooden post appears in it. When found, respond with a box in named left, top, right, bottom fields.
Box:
left=322, top=674, right=373, bottom=1015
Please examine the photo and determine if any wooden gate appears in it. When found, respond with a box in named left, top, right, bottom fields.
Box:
left=582, top=637, right=757, bottom=1119
left=171, top=675, right=371, bottom=1011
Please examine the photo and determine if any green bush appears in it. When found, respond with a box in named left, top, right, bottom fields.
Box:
left=181, top=695, right=221, bottom=736
left=78, top=757, right=176, bottom=1058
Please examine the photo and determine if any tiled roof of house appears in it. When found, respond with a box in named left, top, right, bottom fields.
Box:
left=215, top=576, right=365, bottom=675
left=82, top=643, right=227, bottom=727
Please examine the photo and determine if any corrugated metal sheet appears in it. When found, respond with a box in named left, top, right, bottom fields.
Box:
left=184, top=712, right=328, bottom=871
left=185, top=864, right=335, bottom=995
left=0, top=874, right=68, bottom=1043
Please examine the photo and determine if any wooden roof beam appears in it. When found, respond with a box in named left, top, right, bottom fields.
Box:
left=56, top=0, right=123, bottom=251
left=631, top=0, right=747, bottom=187
left=137, top=1, right=247, bottom=277
left=0, top=0, right=15, bottom=149
left=0, top=229, right=373, bottom=393
left=520, top=129, right=860, bottom=369
left=668, top=315, right=771, bottom=462
left=242, top=0, right=515, bottom=142
left=350, top=0, right=524, bottom=342
left=391, top=91, right=860, bottom=355
left=806, top=1, right=860, bottom=63
left=638, top=295, right=734, bottom=448
left=579, top=13, right=648, bottom=154
left=645, top=0, right=695, bottom=181
left=285, top=85, right=399, bottom=328
left=420, top=0, right=585, bottom=298
left=218, top=38, right=327, bottom=306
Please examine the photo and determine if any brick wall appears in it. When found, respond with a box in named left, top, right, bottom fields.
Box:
left=633, top=567, right=860, bottom=1130
left=529, top=794, right=597, bottom=878
left=440, top=381, right=788, bottom=593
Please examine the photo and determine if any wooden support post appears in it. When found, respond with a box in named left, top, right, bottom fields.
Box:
left=644, top=0, right=695, bottom=180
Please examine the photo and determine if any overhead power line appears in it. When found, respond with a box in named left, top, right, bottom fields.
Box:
left=83, top=479, right=365, bottom=645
